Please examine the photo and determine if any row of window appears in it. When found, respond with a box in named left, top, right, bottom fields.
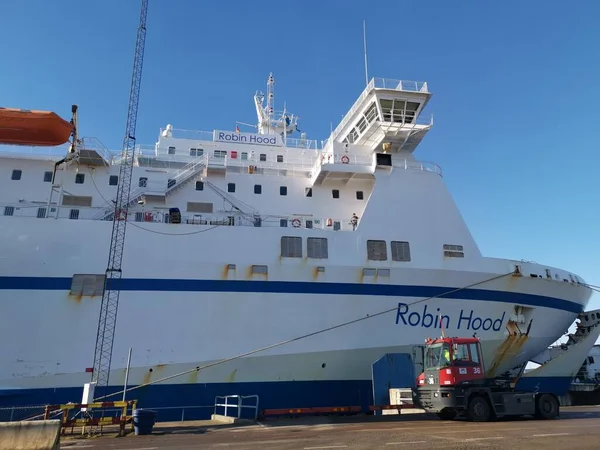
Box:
left=168, top=147, right=287, bottom=163
left=10, top=169, right=120, bottom=187
left=279, top=237, right=417, bottom=262
left=10, top=168, right=366, bottom=202
left=195, top=181, right=365, bottom=200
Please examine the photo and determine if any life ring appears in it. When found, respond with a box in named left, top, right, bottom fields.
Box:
left=341, top=155, right=350, bottom=164
left=292, top=218, right=301, bottom=228
left=116, top=209, right=127, bottom=221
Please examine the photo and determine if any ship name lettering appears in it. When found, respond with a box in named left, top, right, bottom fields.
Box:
left=216, top=131, right=279, bottom=146
left=395, top=302, right=506, bottom=331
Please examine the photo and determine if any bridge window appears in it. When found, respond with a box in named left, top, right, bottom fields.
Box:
left=4, top=206, right=14, bottom=216
left=277, top=155, right=284, bottom=163
left=305, top=187, right=313, bottom=197
left=254, top=184, right=262, bottom=194
left=44, top=171, right=53, bottom=182
left=332, top=189, right=340, bottom=199
left=37, top=207, right=46, bottom=218
left=70, top=274, right=105, bottom=297
left=214, top=150, right=227, bottom=158
left=280, top=186, right=287, bottom=196
left=75, top=173, right=85, bottom=184
left=168, top=146, right=176, bottom=155
left=367, top=240, right=387, bottom=261
left=280, top=219, right=287, bottom=227
left=307, top=237, right=328, bottom=259
left=356, top=191, right=364, bottom=200
left=190, top=148, right=204, bottom=157
left=109, top=175, right=118, bottom=186
left=443, top=244, right=464, bottom=258
left=139, top=177, right=148, bottom=188
left=69, top=209, right=80, bottom=220
left=241, top=152, right=248, bottom=160
left=228, top=183, right=235, bottom=193
left=259, top=154, right=267, bottom=162
left=281, top=236, right=302, bottom=258
left=11, top=169, right=22, bottom=180
left=195, top=181, right=204, bottom=191
left=391, top=241, right=411, bottom=262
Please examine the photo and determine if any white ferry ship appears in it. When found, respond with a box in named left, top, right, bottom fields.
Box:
left=0, top=74, right=593, bottom=419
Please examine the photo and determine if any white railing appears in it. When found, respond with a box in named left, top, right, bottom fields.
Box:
left=213, top=395, right=259, bottom=421
left=372, top=78, right=429, bottom=93
left=329, top=77, right=429, bottom=143
left=159, top=128, right=214, bottom=142
left=167, top=154, right=208, bottom=185
left=392, top=159, right=442, bottom=176
left=0, top=144, right=71, bottom=160
left=80, top=137, right=115, bottom=164
left=0, top=204, right=363, bottom=232
left=158, top=127, right=321, bottom=150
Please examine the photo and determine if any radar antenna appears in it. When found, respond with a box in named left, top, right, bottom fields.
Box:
left=91, top=0, right=149, bottom=388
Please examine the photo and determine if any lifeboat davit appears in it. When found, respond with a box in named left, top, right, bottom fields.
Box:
left=0, top=107, right=73, bottom=147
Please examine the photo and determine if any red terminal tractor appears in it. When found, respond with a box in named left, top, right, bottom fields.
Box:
left=415, top=335, right=560, bottom=422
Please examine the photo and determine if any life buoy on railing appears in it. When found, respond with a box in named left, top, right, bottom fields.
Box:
left=292, top=218, right=302, bottom=228
left=341, top=155, right=350, bottom=164
left=116, top=209, right=127, bottom=221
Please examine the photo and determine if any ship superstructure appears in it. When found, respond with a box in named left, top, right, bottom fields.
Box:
left=0, top=74, right=593, bottom=419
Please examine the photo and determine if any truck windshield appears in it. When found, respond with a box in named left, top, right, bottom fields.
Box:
left=424, top=343, right=451, bottom=370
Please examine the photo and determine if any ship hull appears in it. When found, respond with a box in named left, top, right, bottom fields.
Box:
left=0, top=218, right=591, bottom=419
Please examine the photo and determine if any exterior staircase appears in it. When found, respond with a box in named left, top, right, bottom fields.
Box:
left=94, top=155, right=207, bottom=221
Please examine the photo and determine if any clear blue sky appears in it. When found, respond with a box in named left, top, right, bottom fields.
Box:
left=1, top=1, right=599, bottom=314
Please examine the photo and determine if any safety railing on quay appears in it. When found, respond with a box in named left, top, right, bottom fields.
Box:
left=213, top=395, right=260, bottom=421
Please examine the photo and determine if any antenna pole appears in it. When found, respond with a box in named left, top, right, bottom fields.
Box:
left=363, top=20, right=369, bottom=87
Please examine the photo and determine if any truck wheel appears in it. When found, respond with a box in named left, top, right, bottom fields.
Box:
left=535, top=394, right=559, bottom=419
left=437, top=409, right=457, bottom=420
left=467, top=395, right=492, bottom=422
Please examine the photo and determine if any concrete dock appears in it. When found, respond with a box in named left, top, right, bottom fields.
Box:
left=57, top=405, right=600, bottom=449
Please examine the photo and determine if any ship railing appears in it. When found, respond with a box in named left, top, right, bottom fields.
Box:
left=159, top=128, right=215, bottom=142
left=328, top=77, right=429, bottom=143
left=213, top=395, right=259, bottom=421
left=392, top=159, right=443, bottom=176
left=372, top=78, right=429, bottom=93
left=157, top=127, right=322, bottom=150
left=0, top=203, right=364, bottom=231
left=0, top=144, right=71, bottom=161
left=80, top=136, right=116, bottom=164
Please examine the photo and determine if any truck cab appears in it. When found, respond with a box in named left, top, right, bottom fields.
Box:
left=416, top=335, right=560, bottom=421
left=418, top=337, right=485, bottom=388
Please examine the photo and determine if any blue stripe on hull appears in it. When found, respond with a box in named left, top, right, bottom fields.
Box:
left=0, top=377, right=576, bottom=421
left=0, top=380, right=374, bottom=422
left=0, top=276, right=584, bottom=313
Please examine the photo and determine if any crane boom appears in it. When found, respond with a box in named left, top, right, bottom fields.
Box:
left=91, top=0, right=149, bottom=387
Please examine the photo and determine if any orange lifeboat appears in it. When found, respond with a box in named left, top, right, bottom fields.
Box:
left=0, top=107, right=73, bottom=146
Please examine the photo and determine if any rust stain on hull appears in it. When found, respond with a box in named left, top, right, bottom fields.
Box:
left=486, top=320, right=531, bottom=377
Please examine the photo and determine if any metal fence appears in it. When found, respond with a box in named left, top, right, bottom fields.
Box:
left=0, top=405, right=54, bottom=422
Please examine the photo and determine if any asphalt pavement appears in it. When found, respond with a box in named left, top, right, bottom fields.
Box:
left=60, top=405, right=600, bottom=449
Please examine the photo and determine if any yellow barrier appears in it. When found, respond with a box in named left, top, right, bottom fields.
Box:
left=43, top=400, right=137, bottom=436
left=0, top=419, right=61, bottom=450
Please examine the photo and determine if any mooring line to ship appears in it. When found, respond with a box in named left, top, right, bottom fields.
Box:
left=94, top=270, right=516, bottom=401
